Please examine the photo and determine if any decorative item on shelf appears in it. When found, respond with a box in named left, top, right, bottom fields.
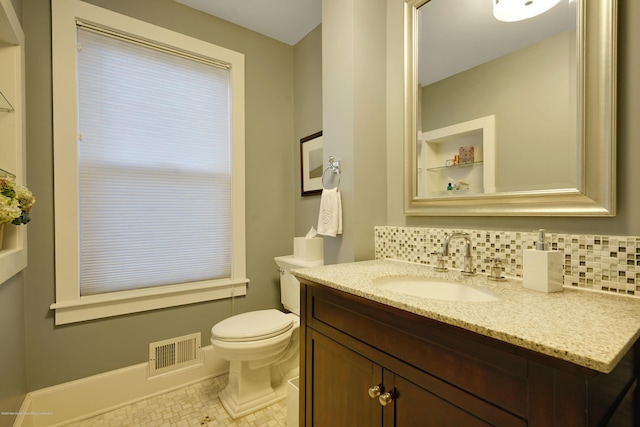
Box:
left=458, top=146, right=474, bottom=164
left=0, top=168, right=36, bottom=248
left=455, top=180, right=470, bottom=190
left=445, top=155, right=460, bottom=167
left=446, top=181, right=470, bottom=192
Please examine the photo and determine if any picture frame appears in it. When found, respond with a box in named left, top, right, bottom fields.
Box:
left=300, top=131, right=323, bottom=196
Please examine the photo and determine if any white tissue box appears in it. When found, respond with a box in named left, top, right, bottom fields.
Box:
left=294, top=237, right=323, bottom=261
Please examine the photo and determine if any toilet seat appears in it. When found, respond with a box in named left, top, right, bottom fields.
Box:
left=211, top=309, right=294, bottom=342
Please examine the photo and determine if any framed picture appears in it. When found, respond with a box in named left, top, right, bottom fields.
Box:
left=300, top=131, right=323, bottom=196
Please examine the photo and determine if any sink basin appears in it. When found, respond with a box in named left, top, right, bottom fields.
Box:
left=373, top=276, right=498, bottom=302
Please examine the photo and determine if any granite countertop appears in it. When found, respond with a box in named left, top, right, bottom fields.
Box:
left=292, top=259, right=640, bottom=373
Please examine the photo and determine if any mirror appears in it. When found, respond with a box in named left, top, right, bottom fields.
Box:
left=404, top=0, right=617, bottom=216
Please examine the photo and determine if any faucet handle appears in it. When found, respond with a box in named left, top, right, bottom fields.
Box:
left=430, top=252, right=448, bottom=272
left=485, top=258, right=506, bottom=281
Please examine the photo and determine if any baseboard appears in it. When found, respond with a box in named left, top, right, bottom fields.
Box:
left=13, top=345, right=228, bottom=427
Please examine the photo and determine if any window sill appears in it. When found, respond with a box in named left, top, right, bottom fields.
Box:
left=50, top=278, right=248, bottom=325
left=0, top=248, right=27, bottom=286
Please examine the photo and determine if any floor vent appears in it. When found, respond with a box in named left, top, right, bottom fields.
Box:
left=149, top=333, right=202, bottom=377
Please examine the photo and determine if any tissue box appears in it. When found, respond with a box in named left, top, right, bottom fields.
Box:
left=294, top=237, right=323, bottom=261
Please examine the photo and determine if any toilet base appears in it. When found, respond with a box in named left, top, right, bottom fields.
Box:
left=219, top=360, right=297, bottom=419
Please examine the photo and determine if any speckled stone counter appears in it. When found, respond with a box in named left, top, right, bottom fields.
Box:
left=292, top=259, right=640, bottom=373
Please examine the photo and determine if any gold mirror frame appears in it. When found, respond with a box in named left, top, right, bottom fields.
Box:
left=404, top=0, right=617, bottom=216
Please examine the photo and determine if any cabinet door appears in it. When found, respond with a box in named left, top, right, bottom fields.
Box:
left=307, top=330, right=382, bottom=427
left=384, top=372, right=494, bottom=427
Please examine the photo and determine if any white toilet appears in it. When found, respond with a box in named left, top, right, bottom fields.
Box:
left=210, top=255, right=323, bottom=419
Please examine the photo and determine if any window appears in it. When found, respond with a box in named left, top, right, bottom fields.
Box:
left=51, top=0, right=246, bottom=325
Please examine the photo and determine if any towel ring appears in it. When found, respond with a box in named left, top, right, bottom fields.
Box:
left=322, top=156, right=341, bottom=189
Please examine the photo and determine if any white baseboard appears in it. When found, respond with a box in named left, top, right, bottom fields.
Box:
left=13, top=345, right=228, bottom=427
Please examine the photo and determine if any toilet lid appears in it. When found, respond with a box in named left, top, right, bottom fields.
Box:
left=211, top=309, right=294, bottom=342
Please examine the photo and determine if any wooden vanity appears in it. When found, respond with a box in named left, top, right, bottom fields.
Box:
left=295, top=261, right=640, bottom=426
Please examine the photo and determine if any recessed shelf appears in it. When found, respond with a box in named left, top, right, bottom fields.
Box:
left=426, top=161, right=484, bottom=173
left=417, top=115, right=496, bottom=197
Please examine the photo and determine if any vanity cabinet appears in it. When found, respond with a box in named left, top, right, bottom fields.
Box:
left=309, top=330, right=519, bottom=426
left=299, top=280, right=639, bottom=426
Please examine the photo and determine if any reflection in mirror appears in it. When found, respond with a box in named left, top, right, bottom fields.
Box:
left=419, top=0, right=576, bottom=195
left=404, top=0, right=617, bottom=216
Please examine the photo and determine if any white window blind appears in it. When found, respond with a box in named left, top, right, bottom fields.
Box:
left=76, top=26, right=232, bottom=295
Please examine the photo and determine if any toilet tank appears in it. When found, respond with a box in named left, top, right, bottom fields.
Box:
left=274, top=255, right=324, bottom=315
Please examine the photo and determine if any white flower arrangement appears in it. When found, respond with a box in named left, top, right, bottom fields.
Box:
left=0, top=177, right=35, bottom=225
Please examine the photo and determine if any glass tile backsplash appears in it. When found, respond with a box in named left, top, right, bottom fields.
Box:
left=374, top=226, right=640, bottom=298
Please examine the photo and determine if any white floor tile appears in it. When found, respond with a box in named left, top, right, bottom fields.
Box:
left=64, top=375, right=288, bottom=427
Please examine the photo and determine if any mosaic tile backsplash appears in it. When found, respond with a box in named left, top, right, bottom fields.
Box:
left=374, top=226, right=640, bottom=298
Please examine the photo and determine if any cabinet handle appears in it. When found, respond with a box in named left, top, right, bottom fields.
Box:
left=368, top=385, right=382, bottom=398
left=379, top=391, right=394, bottom=406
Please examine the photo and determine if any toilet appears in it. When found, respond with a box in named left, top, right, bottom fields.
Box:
left=210, top=255, right=323, bottom=419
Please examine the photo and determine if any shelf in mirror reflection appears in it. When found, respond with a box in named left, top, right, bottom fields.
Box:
left=426, top=161, right=483, bottom=173
left=425, top=188, right=484, bottom=197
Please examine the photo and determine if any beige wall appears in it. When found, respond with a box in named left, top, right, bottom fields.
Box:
left=388, top=0, right=640, bottom=237
left=21, top=0, right=296, bottom=391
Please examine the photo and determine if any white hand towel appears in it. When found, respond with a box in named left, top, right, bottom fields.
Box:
left=317, top=187, right=342, bottom=237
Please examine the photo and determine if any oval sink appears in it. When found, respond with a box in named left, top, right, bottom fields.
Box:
left=373, top=276, right=498, bottom=302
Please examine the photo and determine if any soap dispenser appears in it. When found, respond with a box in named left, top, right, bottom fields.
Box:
left=523, top=229, right=563, bottom=293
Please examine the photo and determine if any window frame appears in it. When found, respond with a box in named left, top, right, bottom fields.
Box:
left=50, top=0, right=247, bottom=325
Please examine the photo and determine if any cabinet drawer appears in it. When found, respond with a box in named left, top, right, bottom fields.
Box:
left=307, top=284, right=528, bottom=418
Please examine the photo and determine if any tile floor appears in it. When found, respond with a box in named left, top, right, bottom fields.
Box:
left=64, top=374, right=288, bottom=427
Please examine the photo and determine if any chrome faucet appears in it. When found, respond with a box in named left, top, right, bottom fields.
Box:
left=442, top=232, right=475, bottom=275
